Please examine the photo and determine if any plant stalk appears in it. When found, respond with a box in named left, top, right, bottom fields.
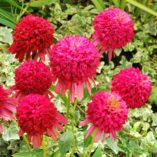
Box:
left=42, top=136, right=46, bottom=157
left=23, top=135, right=32, bottom=152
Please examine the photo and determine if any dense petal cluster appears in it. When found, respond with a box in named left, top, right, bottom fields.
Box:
left=14, top=61, right=53, bottom=98
left=17, top=94, right=67, bottom=148
left=0, top=85, right=16, bottom=133
left=9, top=15, right=54, bottom=62
left=49, top=36, right=100, bottom=102
left=93, top=8, right=134, bottom=61
left=80, top=92, right=128, bottom=141
left=111, top=67, right=152, bottom=108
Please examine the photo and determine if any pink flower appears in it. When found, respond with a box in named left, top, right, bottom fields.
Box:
left=9, top=15, right=54, bottom=62
left=16, top=94, right=67, bottom=148
left=80, top=92, right=128, bottom=141
left=0, top=124, right=3, bottom=134
left=49, top=36, right=100, bottom=102
left=111, top=67, right=152, bottom=108
left=0, top=85, right=16, bottom=133
left=93, top=8, right=134, bottom=61
left=13, top=61, right=53, bottom=100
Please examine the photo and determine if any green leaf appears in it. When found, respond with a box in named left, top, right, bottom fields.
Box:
left=0, top=27, right=13, bottom=44
left=149, top=86, right=157, bottom=105
left=93, top=147, right=103, bottom=157
left=29, top=0, right=57, bottom=8
left=13, top=152, right=34, bottom=157
left=126, top=0, right=157, bottom=16
left=0, top=8, right=16, bottom=28
left=58, top=131, right=73, bottom=156
left=2, top=122, right=19, bottom=141
left=91, top=0, right=105, bottom=11
left=33, top=148, right=43, bottom=157
left=13, top=149, right=43, bottom=157
left=51, top=150, right=60, bottom=157
left=5, top=0, right=22, bottom=9
left=111, top=0, right=120, bottom=7
left=84, top=135, right=92, bottom=147
left=0, top=17, right=15, bottom=28
left=106, top=138, right=120, bottom=154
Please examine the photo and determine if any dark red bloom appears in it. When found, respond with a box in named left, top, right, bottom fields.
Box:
left=14, top=61, right=53, bottom=99
left=17, top=94, right=67, bottom=148
left=80, top=92, right=128, bottom=141
left=111, top=67, right=152, bottom=108
left=93, top=8, right=134, bottom=61
left=9, top=15, right=54, bottom=62
left=49, top=36, right=100, bottom=102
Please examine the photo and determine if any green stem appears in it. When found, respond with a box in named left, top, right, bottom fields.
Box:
left=126, top=0, right=157, bottom=16
left=23, top=135, right=32, bottom=151
left=66, top=91, right=70, bottom=120
left=17, top=3, right=29, bottom=22
left=71, top=98, right=78, bottom=156
left=87, top=129, right=98, bottom=157
left=42, top=136, right=46, bottom=157
left=65, top=91, right=70, bottom=131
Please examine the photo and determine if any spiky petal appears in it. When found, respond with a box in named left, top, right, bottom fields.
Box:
left=93, top=8, right=134, bottom=61
left=0, top=85, right=16, bottom=133
left=16, top=94, right=67, bottom=148
left=49, top=36, right=100, bottom=102
left=80, top=92, right=128, bottom=141
left=9, top=15, right=54, bottom=62
left=13, top=61, right=53, bottom=100
left=111, top=67, right=152, bottom=108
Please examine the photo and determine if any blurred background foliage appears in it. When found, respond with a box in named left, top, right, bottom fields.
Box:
left=0, top=0, right=157, bottom=156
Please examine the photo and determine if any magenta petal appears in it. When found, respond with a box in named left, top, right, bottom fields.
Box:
left=18, top=129, right=24, bottom=136
left=85, top=125, right=95, bottom=139
left=108, top=49, right=113, bottom=61
left=80, top=118, right=90, bottom=126
left=57, top=113, right=67, bottom=124
left=91, top=78, right=96, bottom=88
left=70, top=84, right=75, bottom=103
left=39, top=51, right=45, bottom=61
left=85, top=81, right=91, bottom=95
left=55, top=80, right=66, bottom=96
left=102, top=132, right=106, bottom=143
left=110, top=131, right=116, bottom=139
left=75, top=82, right=84, bottom=101
left=31, top=134, right=42, bottom=148
left=100, top=47, right=106, bottom=55
left=0, top=109, right=13, bottom=120
left=4, top=103, right=16, bottom=112
left=47, top=128, right=59, bottom=140
left=54, top=123, right=64, bottom=132
left=0, top=124, right=3, bottom=134
left=95, top=129, right=102, bottom=142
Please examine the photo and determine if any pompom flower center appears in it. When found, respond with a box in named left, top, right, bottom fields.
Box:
left=108, top=97, right=120, bottom=109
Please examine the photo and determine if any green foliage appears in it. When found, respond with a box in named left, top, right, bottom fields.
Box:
left=13, top=149, right=43, bottom=157
left=0, top=1, right=157, bottom=157
left=92, top=0, right=157, bottom=16
left=2, top=122, right=19, bottom=141
left=49, top=3, right=97, bottom=40
left=93, top=147, right=103, bottom=157
left=28, top=0, right=57, bottom=8
left=58, top=131, right=73, bottom=156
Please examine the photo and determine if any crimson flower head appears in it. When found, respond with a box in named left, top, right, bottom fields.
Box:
left=14, top=60, right=53, bottom=99
left=49, top=36, right=100, bottom=102
left=0, top=85, right=16, bottom=133
left=93, top=8, right=134, bottom=61
left=17, top=94, right=67, bottom=148
left=9, top=15, right=54, bottom=62
left=111, top=67, right=152, bottom=108
left=80, top=92, right=128, bottom=141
